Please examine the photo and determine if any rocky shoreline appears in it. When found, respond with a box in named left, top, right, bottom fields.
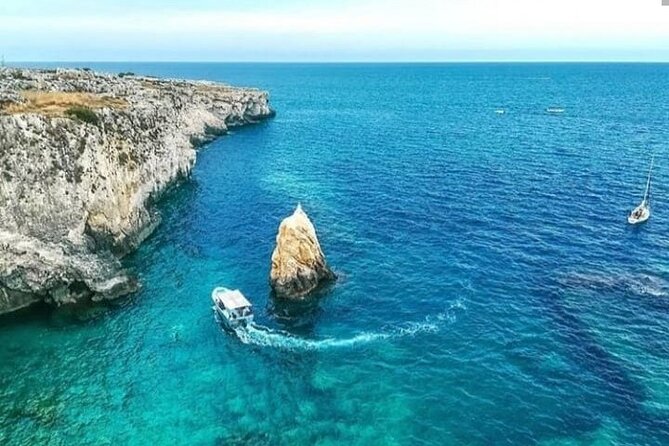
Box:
left=0, top=68, right=274, bottom=314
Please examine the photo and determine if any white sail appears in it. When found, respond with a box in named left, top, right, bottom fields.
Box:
left=628, top=155, right=654, bottom=225
left=642, top=155, right=654, bottom=204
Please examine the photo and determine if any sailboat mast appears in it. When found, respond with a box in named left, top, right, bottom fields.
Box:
left=643, top=155, right=654, bottom=203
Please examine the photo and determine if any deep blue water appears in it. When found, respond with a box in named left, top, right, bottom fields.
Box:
left=2, top=63, right=669, bottom=445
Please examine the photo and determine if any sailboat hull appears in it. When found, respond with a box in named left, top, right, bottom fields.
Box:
left=628, top=204, right=650, bottom=225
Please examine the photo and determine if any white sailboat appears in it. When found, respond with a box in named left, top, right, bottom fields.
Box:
left=628, top=156, right=654, bottom=225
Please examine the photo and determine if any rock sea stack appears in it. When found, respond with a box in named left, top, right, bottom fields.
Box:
left=270, top=204, right=335, bottom=299
left=0, top=67, right=274, bottom=314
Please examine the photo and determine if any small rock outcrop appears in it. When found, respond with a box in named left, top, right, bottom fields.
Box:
left=0, top=67, right=274, bottom=314
left=270, top=204, right=335, bottom=299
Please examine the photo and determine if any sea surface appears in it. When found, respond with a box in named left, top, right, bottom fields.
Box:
left=2, top=63, right=669, bottom=445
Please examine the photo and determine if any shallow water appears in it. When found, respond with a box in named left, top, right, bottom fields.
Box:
left=2, top=63, right=669, bottom=445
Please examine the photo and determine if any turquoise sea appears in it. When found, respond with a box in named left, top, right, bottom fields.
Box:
left=2, top=63, right=669, bottom=445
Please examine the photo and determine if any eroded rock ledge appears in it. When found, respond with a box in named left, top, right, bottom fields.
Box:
left=0, top=67, right=274, bottom=314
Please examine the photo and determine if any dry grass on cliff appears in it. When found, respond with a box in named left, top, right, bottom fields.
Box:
left=3, top=91, right=127, bottom=116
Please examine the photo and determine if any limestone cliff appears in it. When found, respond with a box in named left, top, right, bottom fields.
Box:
left=0, top=67, right=274, bottom=314
left=270, top=204, right=335, bottom=299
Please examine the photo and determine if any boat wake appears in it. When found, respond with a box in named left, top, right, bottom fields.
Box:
left=230, top=300, right=465, bottom=351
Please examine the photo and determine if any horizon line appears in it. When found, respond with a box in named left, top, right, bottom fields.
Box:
left=7, top=60, right=669, bottom=65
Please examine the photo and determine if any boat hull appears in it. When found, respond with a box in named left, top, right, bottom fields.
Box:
left=213, top=304, right=254, bottom=330
left=628, top=204, right=650, bottom=225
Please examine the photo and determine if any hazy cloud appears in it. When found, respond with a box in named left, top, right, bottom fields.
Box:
left=1, top=0, right=668, bottom=61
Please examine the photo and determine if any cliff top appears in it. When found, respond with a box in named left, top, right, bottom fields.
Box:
left=0, top=67, right=261, bottom=118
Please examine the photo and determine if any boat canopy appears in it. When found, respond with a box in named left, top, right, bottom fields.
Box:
left=216, top=289, right=252, bottom=310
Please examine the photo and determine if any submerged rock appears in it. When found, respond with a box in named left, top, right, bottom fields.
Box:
left=0, top=67, right=274, bottom=314
left=270, top=204, right=335, bottom=299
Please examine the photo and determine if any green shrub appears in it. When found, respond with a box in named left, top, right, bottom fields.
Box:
left=118, top=72, right=135, bottom=77
left=65, top=106, right=99, bottom=126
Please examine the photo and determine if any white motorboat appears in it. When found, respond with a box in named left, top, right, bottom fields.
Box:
left=628, top=156, right=654, bottom=225
left=211, top=287, right=253, bottom=329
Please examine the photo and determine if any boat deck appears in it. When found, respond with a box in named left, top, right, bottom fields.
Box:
left=214, top=288, right=252, bottom=310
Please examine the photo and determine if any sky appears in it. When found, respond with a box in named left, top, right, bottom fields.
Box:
left=1, top=0, right=669, bottom=62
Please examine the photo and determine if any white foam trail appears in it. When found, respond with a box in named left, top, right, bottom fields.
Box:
left=235, top=325, right=392, bottom=350
left=230, top=300, right=465, bottom=351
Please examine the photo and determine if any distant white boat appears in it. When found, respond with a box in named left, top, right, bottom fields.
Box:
left=546, top=107, right=565, bottom=114
left=495, top=109, right=506, bottom=115
left=628, top=156, right=654, bottom=225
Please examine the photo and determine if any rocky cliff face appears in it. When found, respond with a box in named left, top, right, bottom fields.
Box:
left=0, top=67, right=274, bottom=314
left=270, top=204, right=335, bottom=299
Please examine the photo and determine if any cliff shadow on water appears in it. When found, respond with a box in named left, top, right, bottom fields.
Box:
left=0, top=292, right=137, bottom=329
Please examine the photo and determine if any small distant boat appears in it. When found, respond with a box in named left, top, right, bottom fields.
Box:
left=495, top=109, right=506, bottom=115
left=628, top=156, right=654, bottom=225
left=212, top=287, right=254, bottom=330
left=546, top=107, right=565, bottom=114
